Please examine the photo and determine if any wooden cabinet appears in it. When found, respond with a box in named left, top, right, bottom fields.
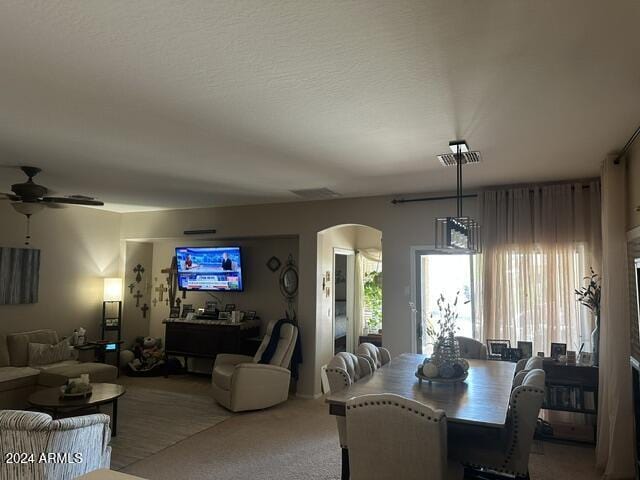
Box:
left=541, top=361, right=598, bottom=443
left=164, top=319, right=260, bottom=362
left=358, top=334, right=382, bottom=347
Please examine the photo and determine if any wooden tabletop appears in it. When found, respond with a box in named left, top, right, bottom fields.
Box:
left=326, top=353, right=516, bottom=428
left=28, top=383, right=126, bottom=409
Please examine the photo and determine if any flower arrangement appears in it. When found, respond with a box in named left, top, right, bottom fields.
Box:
left=418, top=292, right=469, bottom=382
left=425, top=292, right=463, bottom=341
left=574, top=268, right=601, bottom=317
left=574, top=268, right=601, bottom=366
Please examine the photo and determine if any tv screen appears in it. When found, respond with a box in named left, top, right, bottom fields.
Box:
left=176, top=246, right=244, bottom=292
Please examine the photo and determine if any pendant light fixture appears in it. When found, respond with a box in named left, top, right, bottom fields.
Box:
left=434, top=140, right=481, bottom=253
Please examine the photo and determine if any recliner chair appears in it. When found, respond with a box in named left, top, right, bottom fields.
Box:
left=211, top=320, right=298, bottom=412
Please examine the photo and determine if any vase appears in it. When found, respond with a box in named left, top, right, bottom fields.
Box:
left=591, top=315, right=600, bottom=366
left=431, top=334, right=461, bottom=368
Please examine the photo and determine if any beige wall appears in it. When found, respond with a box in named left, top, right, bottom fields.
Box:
left=628, top=144, right=640, bottom=230
left=122, top=241, right=153, bottom=344
left=0, top=202, right=121, bottom=340
left=120, top=194, right=472, bottom=396
left=147, top=237, right=299, bottom=340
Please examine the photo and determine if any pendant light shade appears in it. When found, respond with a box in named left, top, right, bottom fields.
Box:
left=434, top=140, right=481, bottom=254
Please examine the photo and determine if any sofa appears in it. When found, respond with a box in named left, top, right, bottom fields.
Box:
left=0, top=410, right=111, bottom=480
left=0, top=329, right=118, bottom=409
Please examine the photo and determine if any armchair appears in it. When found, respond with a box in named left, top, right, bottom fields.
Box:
left=0, top=410, right=111, bottom=480
left=211, top=320, right=298, bottom=412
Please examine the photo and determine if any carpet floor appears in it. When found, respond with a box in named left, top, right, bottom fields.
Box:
left=108, top=384, right=231, bottom=470
left=114, top=376, right=599, bottom=480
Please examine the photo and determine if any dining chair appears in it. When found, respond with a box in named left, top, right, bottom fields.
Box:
left=325, top=351, right=373, bottom=467
left=455, top=336, right=488, bottom=360
left=346, top=393, right=463, bottom=480
left=449, top=369, right=546, bottom=480
left=355, top=342, right=391, bottom=370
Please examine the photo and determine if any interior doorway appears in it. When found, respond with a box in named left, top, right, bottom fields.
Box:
left=333, top=248, right=355, bottom=354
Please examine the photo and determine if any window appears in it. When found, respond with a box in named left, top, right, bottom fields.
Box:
left=362, top=256, right=382, bottom=333
left=416, top=253, right=474, bottom=354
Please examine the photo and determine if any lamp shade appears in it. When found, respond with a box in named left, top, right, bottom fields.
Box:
left=103, top=278, right=123, bottom=302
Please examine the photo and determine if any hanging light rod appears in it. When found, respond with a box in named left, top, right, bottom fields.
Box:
left=614, top=123, right=640, bottom=164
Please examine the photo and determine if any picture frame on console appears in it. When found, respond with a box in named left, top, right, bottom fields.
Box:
left=551, top=342, right=567, bottom=360
left=245, top=310, right=256, bottom=320
left=486, top=339, right=511, bottom=357
left=517, top=341, right=533, bottom=359
left=219, top=311, right=231, bottom=320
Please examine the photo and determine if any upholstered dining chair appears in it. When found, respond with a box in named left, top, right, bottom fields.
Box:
left=455, top=336, right=488, bottom=360
left=0, top=410, right=111, bottom=480
left=355, top=342, right=391, bottom=370
left=346, top=394, right=463, bottom=480
left=449, top=369, right=546, bottom=480
left=211, top=319, right=298, bottom=412
left=325, top=352, right=373, bottom=455
left=513, top=356, right=544, bottom=388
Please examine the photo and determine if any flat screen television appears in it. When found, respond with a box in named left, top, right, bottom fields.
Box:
left=176, top=246, right=244, bottom=292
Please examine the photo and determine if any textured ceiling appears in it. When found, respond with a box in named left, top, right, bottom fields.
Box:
left=0, top=0, right=639, bottom=212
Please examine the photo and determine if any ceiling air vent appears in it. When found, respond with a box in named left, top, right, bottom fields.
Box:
left=437, top=151, right=482, bottom=167
left=290, top=187, right=341, bottom=200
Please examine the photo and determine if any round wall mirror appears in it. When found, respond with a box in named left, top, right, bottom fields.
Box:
left=280, top=257, right=299, bottom=299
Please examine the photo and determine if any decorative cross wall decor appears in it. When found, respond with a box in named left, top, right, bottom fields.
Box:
left=141, top=303, right=149, bottom=318
left=161, top=256, right=178, bottom=307
left=155, top=284, right=168, bottom=302
left=133, top=264, right=145, bottom=283
left=128, top=283, right=136, bottom=294
left=176, top=298, right=182, bottom=308
left=133, top=290, right=143, bottom=307
left=152, top=298, right=157, bottom=307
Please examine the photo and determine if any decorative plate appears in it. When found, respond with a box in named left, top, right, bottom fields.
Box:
left=415, top=365, right=468, bottom=384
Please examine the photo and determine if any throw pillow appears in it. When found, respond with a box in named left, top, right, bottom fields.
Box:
left=28, top=339, right=71, bottom=366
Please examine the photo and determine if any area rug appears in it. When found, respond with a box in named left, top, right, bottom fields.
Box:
left=107, top=386, right=231, bottom=470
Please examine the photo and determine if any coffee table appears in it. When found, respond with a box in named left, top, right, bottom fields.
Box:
left=28, top=383, right=126, bottom=436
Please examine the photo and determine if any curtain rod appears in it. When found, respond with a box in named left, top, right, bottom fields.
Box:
left=614, top=123, right=640, bottom=164
left=391, top=184, right=592, bottom=205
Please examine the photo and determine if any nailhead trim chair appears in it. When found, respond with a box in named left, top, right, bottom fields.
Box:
left=346, top=394, right=463, bottom=480
left=355, top=343, right=391, bottom=371
left=0, top=410, right=111, bottom=480
left=211, top=320, right=298, bottom=412
left=455, top=336, right=488, bottom=360
left=449, top=369, right=546, bottom=480
left=513, top=357, right=544, bottom=388
left=325, top=352, right=373, bottom=449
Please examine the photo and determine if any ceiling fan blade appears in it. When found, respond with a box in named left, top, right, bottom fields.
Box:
left=0, top=192, right=20, bottom=201
left=42, top=196, right=104, bottom=206
left=44, top=202, right=66, bottom=209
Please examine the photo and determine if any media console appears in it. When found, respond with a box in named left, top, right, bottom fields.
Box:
left=163, top=318, right=261, bottom=373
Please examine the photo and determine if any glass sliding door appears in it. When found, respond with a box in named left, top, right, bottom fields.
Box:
left=415, top=252, right=474, bottom=354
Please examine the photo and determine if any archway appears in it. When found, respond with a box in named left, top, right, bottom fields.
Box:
left=316, top=224, right=382, bottom=373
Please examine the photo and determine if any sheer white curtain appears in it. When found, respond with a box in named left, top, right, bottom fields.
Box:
left=354, top=249, right=382, bottom=337
left=596, top=157, right=634, bottom=478
left=477, top=182, right=601, bottom=355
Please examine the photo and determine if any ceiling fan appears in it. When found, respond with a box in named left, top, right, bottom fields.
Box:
left=1, top=166, right=104, bottom=245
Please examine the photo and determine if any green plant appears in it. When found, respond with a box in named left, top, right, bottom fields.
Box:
left=363, top=270, right=382, bottom=331
left=574, top=268, right=601, bottom=318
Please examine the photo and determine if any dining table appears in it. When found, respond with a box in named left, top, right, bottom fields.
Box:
left=325, top=353, right=516, bottom=479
